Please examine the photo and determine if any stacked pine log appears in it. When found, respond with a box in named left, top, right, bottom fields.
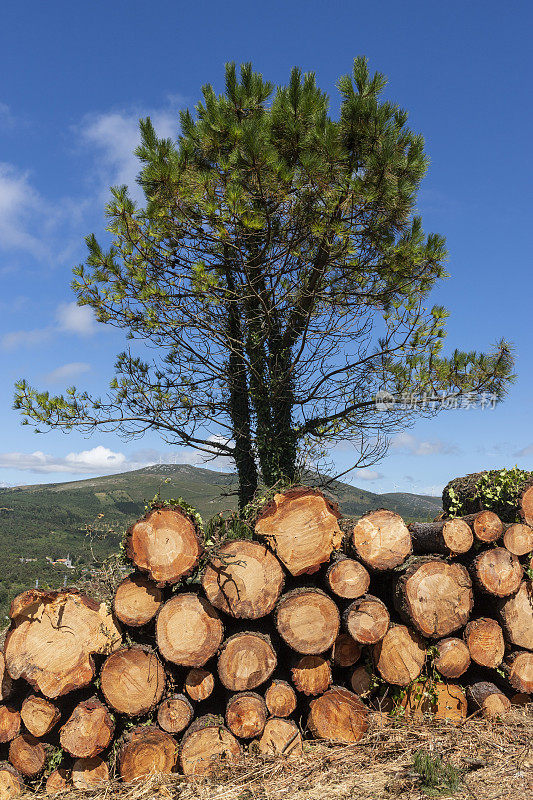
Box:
left=0, top=484, right=532, bottom=795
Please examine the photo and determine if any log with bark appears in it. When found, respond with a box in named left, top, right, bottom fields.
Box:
left=275, top=588, right=340, bottom=654
left=291, top=655, right=332, bottom=695
left=433, top=638, right=471, bottom=679
left=20, top=696, right=60, bottom=739
left=4, top=590, right=121, bottom=698
left=202, top=540, right=284, bottom=618
left=470, top=547, right=523, bottom=596
left=157, top=694, right=194, bottom=734
left=343, top=595, right=390, bottom=645
left=113, top=573, right=162, bottom=627
left=374, top=625, right=426, bottom=685
left=351, top=510, right=412, bottom=570
left=394, top=558, right=473, bottom=638
left=156, top=593, right=224, bottom=667
left=125, top=505, right=202, bottom=586
left=442, top=471, right=533, bottom=523
left=498, top=580, right=533, bottom=650
left=257, top=717, right=303, bottom=757
left=178, top=716, right=241, bottom=776
left=225, top=692, right=267, bottom=739
left=100, top=647, right=166, bottom=716
left=254, top=487, right=343, bottom=576
left=325, top=556, right=370, bottom=599
left=307, top=687, right=368, bottom=743
left=408, top=518, right=473, bottom=555
left=467, top=681, right=511, bottom=719
left=118, top=725, right=178, bottom=781
left=264, top=680, right=297, bottom=718
left=217, top=632, right=277, bottom=691
left=184, top=668, right=215, bottom=702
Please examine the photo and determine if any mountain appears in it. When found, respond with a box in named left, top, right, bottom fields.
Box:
left=0, top=464, right=441, bottom=619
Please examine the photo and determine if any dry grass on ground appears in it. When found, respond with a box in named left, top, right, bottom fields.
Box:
left=26, top=707, right=533, bottom=800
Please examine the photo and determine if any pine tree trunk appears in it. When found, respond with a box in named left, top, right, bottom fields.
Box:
left=331, top=634, right=361, bottom=668
left=325, top=556, right=370, bottom=599
left=504, top=651, right=533, bottom=694
left=45, top=768, right=71, bottom=795
left=503, top=523, right=533, bottom=555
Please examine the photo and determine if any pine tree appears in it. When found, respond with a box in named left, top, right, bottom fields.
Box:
left=15, top=58, right=514, bottom=509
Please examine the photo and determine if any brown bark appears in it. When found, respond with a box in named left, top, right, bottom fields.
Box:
left=254, top=487, right=343, bottom=577
left=433, top=638, right=471, bottom=679
left=394, top=558, right=472, bottom=638
left=275, top=588, right=340, bottom=654
left=307, top=686, right=368, bottom=743
left=0, top=762, right=23, bottom=800
left=118, top=725, right=177, bottom=781
left=349, top=665, right=375, bottom=697
left=331, top=634, right=361, bottom=668
left=125, top=505, right=202, bottom=586
left=325, top=556, right=370, bottom=599
left=178, top=716, right=241, bottom=776
left=0, top=707, right=20, bottom=744
left=343, top=595, right=390, bottom=645
left=503, top=523, right=533, bottom=556
left=45, top=768, right=71, bottom=795
left=374, top=625, right=426, bottom=685
left=291, top=655, right=332, bottom=695
left=113, top=573, right=162, bottom=627
left=157, top=694, right=194, bottom=734
left=498, top=581, right=533, bottom=650
left=20, top=696, right=60, bottom=739
left=351, top=510, right=411, bottom=570
left=0, top=655, right=12, bottom=703
left=59, top=697, right=114, bottom=758
left=156, top=594, right=224, bottom=667
left=408, top=518, right=473, bottom=555
left=225, top=692, right=267, bottom=739
left=257, top=718, right=302, bottom=757
left=8, top=734, right=46, bottom=778
left=505, top=651, right=533, bottom=694
left=4, top=590, right=121, bottom=699
left=264, top=680, right=297, bottom=718
left=464, top=618, right=505, bottom=668
left=470, top=547, right=523, bottom=596
left=467, top=681, right=510, bottom=719
left=217, top=632, right=277, bottom=691
left=71, top=757, right=109, bottom=789
left=184, top=668, right=215, bottom=702
left=202, top=540, right=284, bottom=619
left=100, top=647, right=166, bottom=716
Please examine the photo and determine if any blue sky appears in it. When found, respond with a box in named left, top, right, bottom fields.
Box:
left=0, top=0, right=531, bottom=496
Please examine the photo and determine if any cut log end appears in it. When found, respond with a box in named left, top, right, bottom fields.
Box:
left=464, top=618, right=505, bottom=669
left=350, top=665, right=374, bottom=697
left=307, top=687, right=368, bottom=743
left=118, top=726, right=177, bottom=781
left=157, top=694, right=194, bottom=734
left=0, top=655, right=12, bottom=703
left=331, top=634, right=361, bottom=668
left=498, top=580, right=533, bottom=650
left=343, top=595, right=390, bottom=645
left=291, top=655, right=332, bottom=696
left=179, top=717, right=241, bottom=776
left=473, top=547, right=523, bottom=597
left=71, top=757, right=109, bottom=789
left=326, top=558, right=370, bottom=599
left=156, top=594, right=223, bottom=667
left=0, top=707, right=21, bottom=744
left=100, top=647, right=166, bottom=716
left=59, top=697, right=114, bottom=758
left=20, top=696, right=60, bottom=739
left=257, top=718, right=302, bottom=757
left=506, top=651, right=533, bottom=694
left=8, top=734, right=46, bottom=778
left=409, top=519, right=473, bottom=555
left=184, top=668, right=215, bottom=702
left=275, top=589, right=340, bottom=654
left=433, top=638, right=471, bottom=679
left=45, top=768, right=71, bottom=795
left=202, top=540, right=284, bottom=619
left=400, top=682, right=467, bottom=724
left=0, top=763, right=23, bottom=800
left=254, top=488, right=342, bottom=576
left=519, top=485, right=533, bottom=527
left=352, top=510, right=411, bottom=570
left=126, top=506, right=202, bottom=585
left=467, top=682, right=510, bottom=719
left=225, top=692, right=267, bottom=739
left=374, top=626, right=426, bottom=686
left=473, top=511, right=503, bottom=542
left=218, top=632, right=277, bottom=691
left=264, top=681, right=297, bottom=718
left=113, top=573, right=162, bottom=626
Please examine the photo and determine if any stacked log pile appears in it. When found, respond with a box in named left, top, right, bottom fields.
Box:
left=0, top=484, right=532, bottom=795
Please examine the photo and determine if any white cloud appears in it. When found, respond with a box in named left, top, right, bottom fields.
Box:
left=0, top=103, right=16, bottom=130
left=44, top=362, right=91, bottom=383
left=515, top=444, right=533, bottom=457
left=80, top=108, right=176, bottom=202
left=56, top=302, right=96, bottom=336
left=0, top=163, right=48, bottom=258
left=1, top=327, right=54, bottom=350
left=0, top=446, right=127, bottom=475
left=355, top=468, right=383, bottom=482
left=391, top=432, right=459, bottom=456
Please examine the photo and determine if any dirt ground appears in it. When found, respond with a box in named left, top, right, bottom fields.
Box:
left=25, top=707, right=532, bottom=800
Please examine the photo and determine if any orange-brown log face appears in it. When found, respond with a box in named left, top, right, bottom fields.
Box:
left=326, top=559, right=370, bottom=599
left=264, top=681, right=297, bottom=718
left=331, top=634, right=361, bottom=668
left=503, top=523, right=533, bottom=556
left=118, top=727, right=178, bottom=781
left=344, top=596, right=390, bottom=645
left=520, top=485, right=533, bottom=527
left=291, top=655, right=332, bottom=696
left=59, top=699, right=114, bottom=758
left=442, top=519, right=474, bottom=554
left=0, top=767, right=22, bottom=800
left=374, top=626, right=426, bottom=685
left=9, top=734, right=46, bottom=777
left=20, top=696, right=60, bottom=738
left=464, top=618, right=505, bottom=669
left=126, top=507, right=202, bottom=585
left=255, top=489, right=342, bottom=576
left=475, top=548, right=523, bottom=596
left=100, top=648, right=166, bottom=716
left=184, top=668, right=215, bottom=702
left=179, top=724, right=241, bottom=776
left=402, top=561, right=472, bottom=638
left=499, top=580, right=533, bottom=650
left=0, top=707, right=21, bottom=744
left=225, top=694, right=267, bottom=739
left=307, top=687, right=368, bottom=743
left=157, top=696, right=193, bottom=734
left=156, top=594, right=223, bottom=667
left=113, top=573, right=162, bottom=626
left=71, top=757, right=109, bottom=789
left=434, top=638, right=471, bottom=679
left=257, top=718, right=303, bottom=757
left=352, top=510, right=411, bottom=570
left=473, top=511, right=503, bottom=542
left=218, top=633, right=277, bottom=691
left=276, top=590, right=340, bottom=654
left=202, top=540, right=284, bottom=618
